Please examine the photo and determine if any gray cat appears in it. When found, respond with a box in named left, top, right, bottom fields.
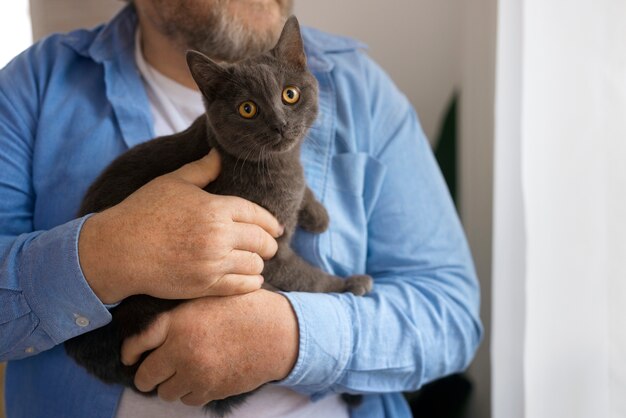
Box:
left=65, top=17, right=371, bottom=416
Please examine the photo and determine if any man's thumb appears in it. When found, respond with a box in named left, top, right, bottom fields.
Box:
left=168, top=148, right=221, bottom=187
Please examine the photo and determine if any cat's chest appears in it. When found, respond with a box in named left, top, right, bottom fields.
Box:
left=205, top=159, right=305, bottom=225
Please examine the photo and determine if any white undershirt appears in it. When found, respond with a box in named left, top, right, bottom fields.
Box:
left=115, top=30, right=349, bottom=418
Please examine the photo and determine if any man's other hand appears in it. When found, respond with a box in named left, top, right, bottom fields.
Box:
left=120, top=290, right=299, bottom=406
left=78, top=149, right=283, bottom=304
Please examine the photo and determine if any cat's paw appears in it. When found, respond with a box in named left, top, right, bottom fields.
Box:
left=344, top=275, right=373, bottom=296
left=298, top=205, right=329, bottom=233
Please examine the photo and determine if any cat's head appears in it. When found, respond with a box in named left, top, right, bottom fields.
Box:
left=186, top=16, right=318, bottom=160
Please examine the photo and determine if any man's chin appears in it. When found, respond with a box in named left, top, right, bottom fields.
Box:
left=150, top=0, right=289, bottom=62
left=192, top=13, right=284, bottom=61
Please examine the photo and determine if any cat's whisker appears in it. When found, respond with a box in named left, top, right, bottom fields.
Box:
left=240, top=146, right=255, bottom=181
left=233, top=149, right=246, bottom=179
left=258, top=146, right=264, bottom=183
left=263, top=149, right=269, bottom=187
left=256, top=147, right=263, bottom=184
left=259, top=145, right=269, bottom=186
left=268, top=147, right=280, bottom=188
left=262, top=146, right=275, bottom=189
left=300, top=124, right=325, bottom=153
left=304, top=136, right=324, bottom=154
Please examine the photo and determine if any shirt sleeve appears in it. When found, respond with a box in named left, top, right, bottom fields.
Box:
left=278, top=52, right=483, bottom=398
left=0, top=48, right=112, bottom=361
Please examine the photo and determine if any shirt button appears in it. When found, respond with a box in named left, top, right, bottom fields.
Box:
left=75, top=316, right=90, bottom=327
left=24, top=347, right=35, bottom=354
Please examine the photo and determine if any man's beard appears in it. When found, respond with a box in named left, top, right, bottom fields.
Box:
left=153, top=0, right=294, bottom=62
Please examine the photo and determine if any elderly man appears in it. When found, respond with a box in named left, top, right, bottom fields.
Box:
left=0, top=0, right=482, bottom=417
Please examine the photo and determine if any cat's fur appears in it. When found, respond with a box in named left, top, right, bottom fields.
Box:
left=65, top=17, right=370, bottom=416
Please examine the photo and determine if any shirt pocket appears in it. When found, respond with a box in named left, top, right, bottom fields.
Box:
left=320, top=152, right=386, bottom=277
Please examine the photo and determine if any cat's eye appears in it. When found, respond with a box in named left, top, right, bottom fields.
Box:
left=238, top=101, right=258, bottom=119
left=282, top=86, right=300, bottom=105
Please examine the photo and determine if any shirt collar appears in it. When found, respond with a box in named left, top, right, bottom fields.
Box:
left=62, top=5, right=137, bottom=64
left=63, top=5, right=154, bottom=149
left=304, top=27, right=366, bottom=73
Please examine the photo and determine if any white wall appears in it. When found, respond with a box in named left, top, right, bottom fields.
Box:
left=459, top=1, right=496, bottom=417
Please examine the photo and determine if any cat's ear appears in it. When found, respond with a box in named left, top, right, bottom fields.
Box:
left=186, top=50, right=227, bottom=100
left=271, top=16, right=307, bottom=70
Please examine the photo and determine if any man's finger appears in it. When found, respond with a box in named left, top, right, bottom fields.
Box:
left=225, top=250, right=265, bottom=275
left=156, top=373, right=189, bottom=403
left=181, top=391, right=214, bottom=407
left=134, top=348, right=176, bottom=393
left=121, top=313, right=170, bottom=366
left=224, top=196, right=283, bottom=238
left=230, top=224, right=278, bottom=260
left=167, top=148, right=221, bottom=188
left=204, top=274, right=264, bottom=296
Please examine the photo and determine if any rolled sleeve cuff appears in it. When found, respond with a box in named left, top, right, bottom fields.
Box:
left=21, top=214, right=112, bottom=344
left=277, top=292, right=353, bottom=400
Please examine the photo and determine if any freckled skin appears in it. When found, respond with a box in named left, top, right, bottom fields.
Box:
left=64, top=18, right=369, bottom=416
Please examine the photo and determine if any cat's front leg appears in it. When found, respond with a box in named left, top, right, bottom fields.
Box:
left=263, top=244, right=372, bottom=296
left=297, top=186, right=329, bottom=233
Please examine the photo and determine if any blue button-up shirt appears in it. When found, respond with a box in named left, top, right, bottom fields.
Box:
left=0, top=6, right=482, bottom=418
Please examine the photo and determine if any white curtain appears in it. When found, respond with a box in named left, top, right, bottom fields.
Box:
left=493, top=1, right=626, bottom=417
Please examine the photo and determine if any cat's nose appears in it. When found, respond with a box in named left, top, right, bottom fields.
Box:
left=272, top=121, right=287, bottom=135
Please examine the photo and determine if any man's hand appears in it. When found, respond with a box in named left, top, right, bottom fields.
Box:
left=120, top=290, right=299, bottom=406
left=79, top=150, right=284, bottom=304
